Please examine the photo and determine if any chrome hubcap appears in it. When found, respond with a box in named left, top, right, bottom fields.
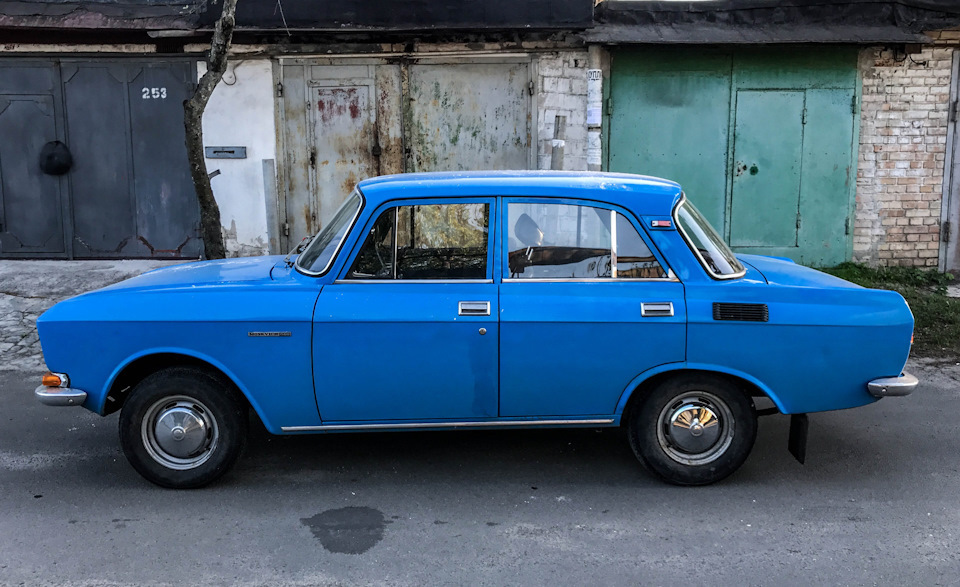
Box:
left=142, top=396, right=219, bottom=470
left=657, top=392, right=734, bottom=466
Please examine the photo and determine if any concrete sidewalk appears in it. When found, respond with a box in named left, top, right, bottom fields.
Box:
left=0, top=260, right=183, bottom=372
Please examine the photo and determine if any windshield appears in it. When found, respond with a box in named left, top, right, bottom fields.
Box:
left=675, top=198, right=745, bottom=279
left=295, top=190, right=363, bottom=275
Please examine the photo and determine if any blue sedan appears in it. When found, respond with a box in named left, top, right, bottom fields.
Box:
left=35, top=171, right=917, bottom=488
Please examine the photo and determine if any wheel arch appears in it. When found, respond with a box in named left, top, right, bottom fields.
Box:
left=101, top=348, right=273, bottom=430
left=615, top=363, right=788, bottom=422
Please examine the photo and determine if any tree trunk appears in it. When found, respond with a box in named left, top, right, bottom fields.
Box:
left=183, top=0, right=239, bottom=260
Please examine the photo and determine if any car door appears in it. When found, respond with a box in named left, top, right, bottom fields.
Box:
left=499, top=198, right=686, bottom=417
left=312, top=197, right=499, bottom=422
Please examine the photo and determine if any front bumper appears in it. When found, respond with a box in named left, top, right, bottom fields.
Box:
left=867, top=371, right=918, bottom=398
left=35, top=385, right=87, bottom=406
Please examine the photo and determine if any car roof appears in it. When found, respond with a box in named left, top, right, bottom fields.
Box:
left=356, top=171, right=683, bottom=215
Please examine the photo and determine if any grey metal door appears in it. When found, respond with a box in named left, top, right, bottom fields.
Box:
left=0, top=94, right=66, bottom=255
left=0, top=59, right=199, bottom=260
left=63, top=61, right=200, bottom=258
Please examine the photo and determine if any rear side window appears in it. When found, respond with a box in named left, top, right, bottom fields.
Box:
left=506, top=202, right=666, bottom=279
left=348, top=202, right=490, bottom=280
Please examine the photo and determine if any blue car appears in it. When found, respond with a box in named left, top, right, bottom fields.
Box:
left=35, top=171, right=917, bottom=488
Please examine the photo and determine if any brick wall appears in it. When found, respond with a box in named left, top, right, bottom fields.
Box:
left=855, top=46, right=954, bottom=267
left=537, top=51, right=589, bottom=171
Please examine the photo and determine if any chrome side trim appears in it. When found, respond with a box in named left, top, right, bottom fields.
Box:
left=867, top=371, right=919, bottom=398
left=35, top=385, right=87, bottom=407
left=281, top=418, right=616, bottom=432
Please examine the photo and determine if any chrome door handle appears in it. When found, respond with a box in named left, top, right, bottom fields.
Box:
left=458, top=301, right=490, bottom=316
left=641, top=302, right=674, bottom=317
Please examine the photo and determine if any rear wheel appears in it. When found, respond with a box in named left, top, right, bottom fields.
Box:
left=628, top=374, right=757, bottom=486
left=119, top=367, right=247, bottom=489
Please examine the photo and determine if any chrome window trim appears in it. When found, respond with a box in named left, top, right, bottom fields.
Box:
left=294, top=191, right=365, bottom=277
left=334, top=279, right=495, bottom=284
left=673, top=195, right=746, bottom=281
left=502, top=268, right=678, bottom=284
left=282, top=418, right=615, bottom=432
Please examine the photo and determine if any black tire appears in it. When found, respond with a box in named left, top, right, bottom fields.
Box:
left=627, top=374, right=757, bottom=486
left=119, top=366, right=247, bottom=489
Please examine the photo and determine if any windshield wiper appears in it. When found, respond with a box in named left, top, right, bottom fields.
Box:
left=283, top=236, right=314, bottom=267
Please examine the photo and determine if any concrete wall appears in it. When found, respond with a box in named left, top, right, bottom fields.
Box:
left=855, top=46, right=954, bottom=267
left=199, top=59, right=277, bottom=257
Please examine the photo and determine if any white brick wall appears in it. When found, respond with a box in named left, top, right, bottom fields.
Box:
left=537, top=51, right=589, bottom=171
left=855, top=46, right=953, bottom=267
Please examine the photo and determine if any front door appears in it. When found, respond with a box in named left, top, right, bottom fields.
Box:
left=498, top=199, right=686, bottom=417
left=313, top=198, right=499, bottom=422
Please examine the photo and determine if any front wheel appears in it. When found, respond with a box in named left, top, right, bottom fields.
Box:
left=627, top=375, right=757, bottom=486
left=119, top=367, right=247, bottom=489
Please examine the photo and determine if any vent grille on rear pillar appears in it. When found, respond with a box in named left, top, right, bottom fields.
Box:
left=712, top=302, right=769, bottom=322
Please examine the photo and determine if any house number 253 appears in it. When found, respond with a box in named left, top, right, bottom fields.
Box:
left=142, top=87, right=167, bottom=99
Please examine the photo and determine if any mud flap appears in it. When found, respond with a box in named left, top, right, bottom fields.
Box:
left=788, top=413, right=808, bottom=464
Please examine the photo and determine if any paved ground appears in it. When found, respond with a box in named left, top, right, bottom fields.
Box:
left=2, top=260, right=959, bottom=584
left=0, top=360, right=958, bottom=585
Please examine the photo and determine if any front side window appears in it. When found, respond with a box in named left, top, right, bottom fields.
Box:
left=675, top=198, right=745, bottom=278
left=296, top=190, right=362, bottom=274
left=348, top=202, right=489, bottom=280
left=506, top=202, right=666, bottom=279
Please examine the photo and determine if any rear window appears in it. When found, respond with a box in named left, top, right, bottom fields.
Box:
left=675, top=198, right=745, bottom=279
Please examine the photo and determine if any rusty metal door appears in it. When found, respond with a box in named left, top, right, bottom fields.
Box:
left=405, top=60, right=533, bottom=172
left=278, top=58, right=534, bottom=250
left=305, top=79, right=379, bottom=239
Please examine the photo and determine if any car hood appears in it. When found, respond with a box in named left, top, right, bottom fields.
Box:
left=737, top=254, right=862, bottom=289
left=96, top=255, right=287, bottom=294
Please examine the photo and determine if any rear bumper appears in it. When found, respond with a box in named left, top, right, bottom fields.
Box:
left=867, top=371, right=918, bottom=398
left=35, top=384, right=88, bottom=406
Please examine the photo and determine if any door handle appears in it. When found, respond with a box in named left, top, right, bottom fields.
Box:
left=458, top=301, right=490, bottom=316
left=641, top=302, right=674, bottom=317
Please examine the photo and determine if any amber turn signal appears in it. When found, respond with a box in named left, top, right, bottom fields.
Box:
left=41, top=372, right=67, bottom=387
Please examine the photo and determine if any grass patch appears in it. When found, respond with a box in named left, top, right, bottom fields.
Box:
left=821, top=262, right=960, bottom=358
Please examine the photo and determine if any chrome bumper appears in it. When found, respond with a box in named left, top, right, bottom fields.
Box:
left=35, top=384, right=87, bottom=406
left=867, top=371, right=918, bottom=398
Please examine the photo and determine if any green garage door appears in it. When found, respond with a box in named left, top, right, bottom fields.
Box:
left=607, top=47, right=858, bottom=267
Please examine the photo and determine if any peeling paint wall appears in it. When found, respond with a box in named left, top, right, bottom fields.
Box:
left=537, top=51, right=590, bottom=171
left=199, top=59, right=276, bottom=257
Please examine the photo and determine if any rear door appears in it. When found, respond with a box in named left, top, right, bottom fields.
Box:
left=498, top=199, right=686, bottom=417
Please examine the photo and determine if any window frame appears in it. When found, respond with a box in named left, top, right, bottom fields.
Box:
left=500, top=197, right=676, bottom=283
left=336, top=196, right=498, bottom=283
left=294, top=189, right=365, bottom=277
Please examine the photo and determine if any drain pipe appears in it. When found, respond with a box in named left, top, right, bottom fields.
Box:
left=587, top=45, right=603, bottom=172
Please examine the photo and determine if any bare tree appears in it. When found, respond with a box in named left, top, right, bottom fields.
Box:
left=183, top=0, right=239, bottom=260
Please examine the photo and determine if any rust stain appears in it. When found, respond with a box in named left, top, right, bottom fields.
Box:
left=303, top=204, right=314, bottom=234
left=342, top=171, right=359, bottom=195
left=316, top=87, right=360, bottom=124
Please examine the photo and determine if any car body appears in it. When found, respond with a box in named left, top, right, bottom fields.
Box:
left=35, top=171, right=917, bottom=487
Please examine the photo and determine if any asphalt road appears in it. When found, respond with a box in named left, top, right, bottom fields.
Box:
left=1, top=360, right=958, bottom=586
